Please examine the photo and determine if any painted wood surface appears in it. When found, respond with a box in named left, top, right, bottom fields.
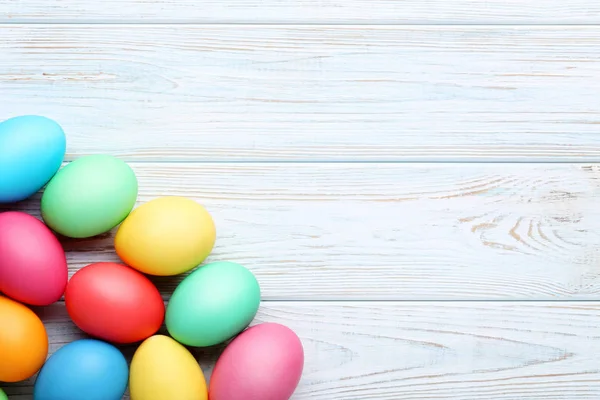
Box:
left=2, top=0, right=600, bottom=24
left=4, top=162, right=600, bottom=301
left=3, top=25, right=600, bottom=162
left=4, top=301, right=600, bottom=399
left=4, top=1, right=600, bottom=397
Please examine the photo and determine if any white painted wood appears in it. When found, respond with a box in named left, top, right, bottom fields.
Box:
left=2, top=0, right=600, bottom=23
left=3, top=26, right=600, bottom=162
left=4, top=301, right=600, bottom=399
left=4, top=162, right=600, bottom=300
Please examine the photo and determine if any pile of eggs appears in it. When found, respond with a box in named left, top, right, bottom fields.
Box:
left=0, top=115, right=304, bottom=400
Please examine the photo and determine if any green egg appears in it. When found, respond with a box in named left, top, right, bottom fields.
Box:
left=0, top=388, right=8, bottom=400
left=166, top=261, right=261, bottom=347
left=41, top=155, right=138, bottom=238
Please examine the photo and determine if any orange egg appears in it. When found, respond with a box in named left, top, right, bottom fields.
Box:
left=0, top=296, right=48, bottom=382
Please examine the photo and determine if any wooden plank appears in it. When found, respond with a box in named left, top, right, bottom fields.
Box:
left=2, top=0, right=600, bottom=24
left=4, top=162, right=600, bottom=300
left=3, top=26, right=600, bottom=162
left=4, top=301, right=600, bottom=399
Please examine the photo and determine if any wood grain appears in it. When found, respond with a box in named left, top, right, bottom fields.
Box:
left=4, top=301, right=600, bottom=399
left=4, top=162, right=600, bottom=300
left=2, top=0, right=600, bottom=24
left=3, top=26, right=600, bottom=162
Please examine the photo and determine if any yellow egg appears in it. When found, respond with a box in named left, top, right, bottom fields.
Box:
left=129, top=335, right=208, bottom=400
left=115, top=196, right=216, bottom=276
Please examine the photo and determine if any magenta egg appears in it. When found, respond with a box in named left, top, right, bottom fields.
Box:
left=209, top=322, right=304, bottom=400
left=0, top=211, right=68, bottom=306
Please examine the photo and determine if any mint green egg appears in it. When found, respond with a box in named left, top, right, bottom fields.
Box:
left=0, top=388, right=8, bottom=400
left=166, top=261, right=261, bottom=347
left=41, top=155, right=138, bottom=238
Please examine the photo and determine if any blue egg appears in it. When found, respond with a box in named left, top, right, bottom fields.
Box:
left=0, top=115, right=66, bottom=203
left=34, top=339, right=128, bottom=400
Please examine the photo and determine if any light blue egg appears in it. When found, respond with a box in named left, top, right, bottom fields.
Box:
left=33, top=339, right=128, bottom=400
left=0, top=115, right=66, bottom=203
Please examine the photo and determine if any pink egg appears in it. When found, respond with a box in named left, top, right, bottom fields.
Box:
left=0, top=211, right=68, bottom=306
left=209, top=322, right=304, bottom=400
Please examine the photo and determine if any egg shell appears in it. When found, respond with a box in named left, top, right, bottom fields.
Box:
left=0, top=211, right=68, bottom=306
left=129, top=335, right=208, bottom=400
left=115, top=196, right=216, bottom=276
left=34, top=339, right=128, bottom=400
left=0, top=388, right=7, bottom=400
left=0, top=115, right=66, bottom=203
left=209, top=323, right=304, bottom=400
left=65, top=262, right=165, bottom=344
left=166, top=261, right=260, bottom=347
left=41, top=154, right=138, bottom=238
left=0, top=296, right=48, bottom=382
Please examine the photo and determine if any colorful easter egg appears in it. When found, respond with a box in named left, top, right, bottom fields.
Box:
left=65, top=262, right=164, bottom=344
left=0, top=388, right=7, bottom=400
left=129, top=335, right=208, bottom=400
left=166, top=261, right=260, bottom=347
left=34, top=339, right=128, bottom=400
left=115, top=196, right=215, bottom=276
left=0, top=211, right=68, bottom=306
left=41, top=154, right=138, bottom=238
left=0, top=115, right=66, bottom=203
left=209, top=323, right=304, bottom=400
left=0, top=296, right=48, bottom=382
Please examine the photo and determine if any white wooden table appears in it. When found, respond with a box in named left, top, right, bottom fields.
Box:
left=3, top=1, right=600, bottom=398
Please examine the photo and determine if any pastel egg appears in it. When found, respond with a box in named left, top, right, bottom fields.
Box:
left=0, top=388, right=7, bottom=400
left=41, top=154, right=138, bottom=238
left=65, top=262, right=164, bottom=344
left=0, top=115, right=66, bottom=203
left=0, top=296, right=48, bottom=382
left=209, top=323, right=304, bottom=400
left=166, top=261, right=260, bottom=347
left=130, top=335, right=208, bottom=400
left=115, top=196, right=215, bottom=276
left=0, top=211, right=68, bottom=306
left=34, top=339, right=128, bottom=400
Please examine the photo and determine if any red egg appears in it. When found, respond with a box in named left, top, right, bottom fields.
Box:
left=65, top=262, right=165, bottom=344
left=0, top=211, right=68, bottom=306
left=209, top=323, right=304, bottom=400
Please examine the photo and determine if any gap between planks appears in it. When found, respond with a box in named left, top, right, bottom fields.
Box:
left=50, top=161, right=600, bottom=164
left=5, top=22, right=600, bottom=26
